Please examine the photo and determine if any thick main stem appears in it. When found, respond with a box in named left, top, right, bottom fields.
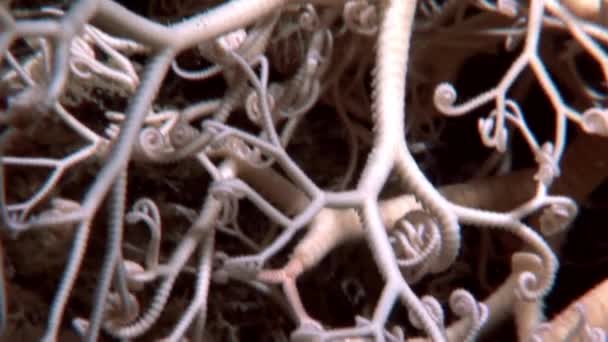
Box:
left=355, top=0, right=445, bottom=340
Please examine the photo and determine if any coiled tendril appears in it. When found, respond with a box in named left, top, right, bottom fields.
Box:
left=298, top=4, right=320, bottom=32
left=343, top=0, right=379, bottom=36
left=133, top=127, right=172, bottom=161
left=168, top=121, right=200, bottom=149
left=449, top=289, right=488, bottom=342
left=390, top=209, right=442, bottom=282
left=539, top=198, right=578, bottom=236
left=407, top=295, right=444, bottom=331
left=581, top=108, right=608, bottom=137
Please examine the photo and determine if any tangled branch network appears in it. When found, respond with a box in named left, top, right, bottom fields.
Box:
left=0, top=0, right=607, bottom=340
